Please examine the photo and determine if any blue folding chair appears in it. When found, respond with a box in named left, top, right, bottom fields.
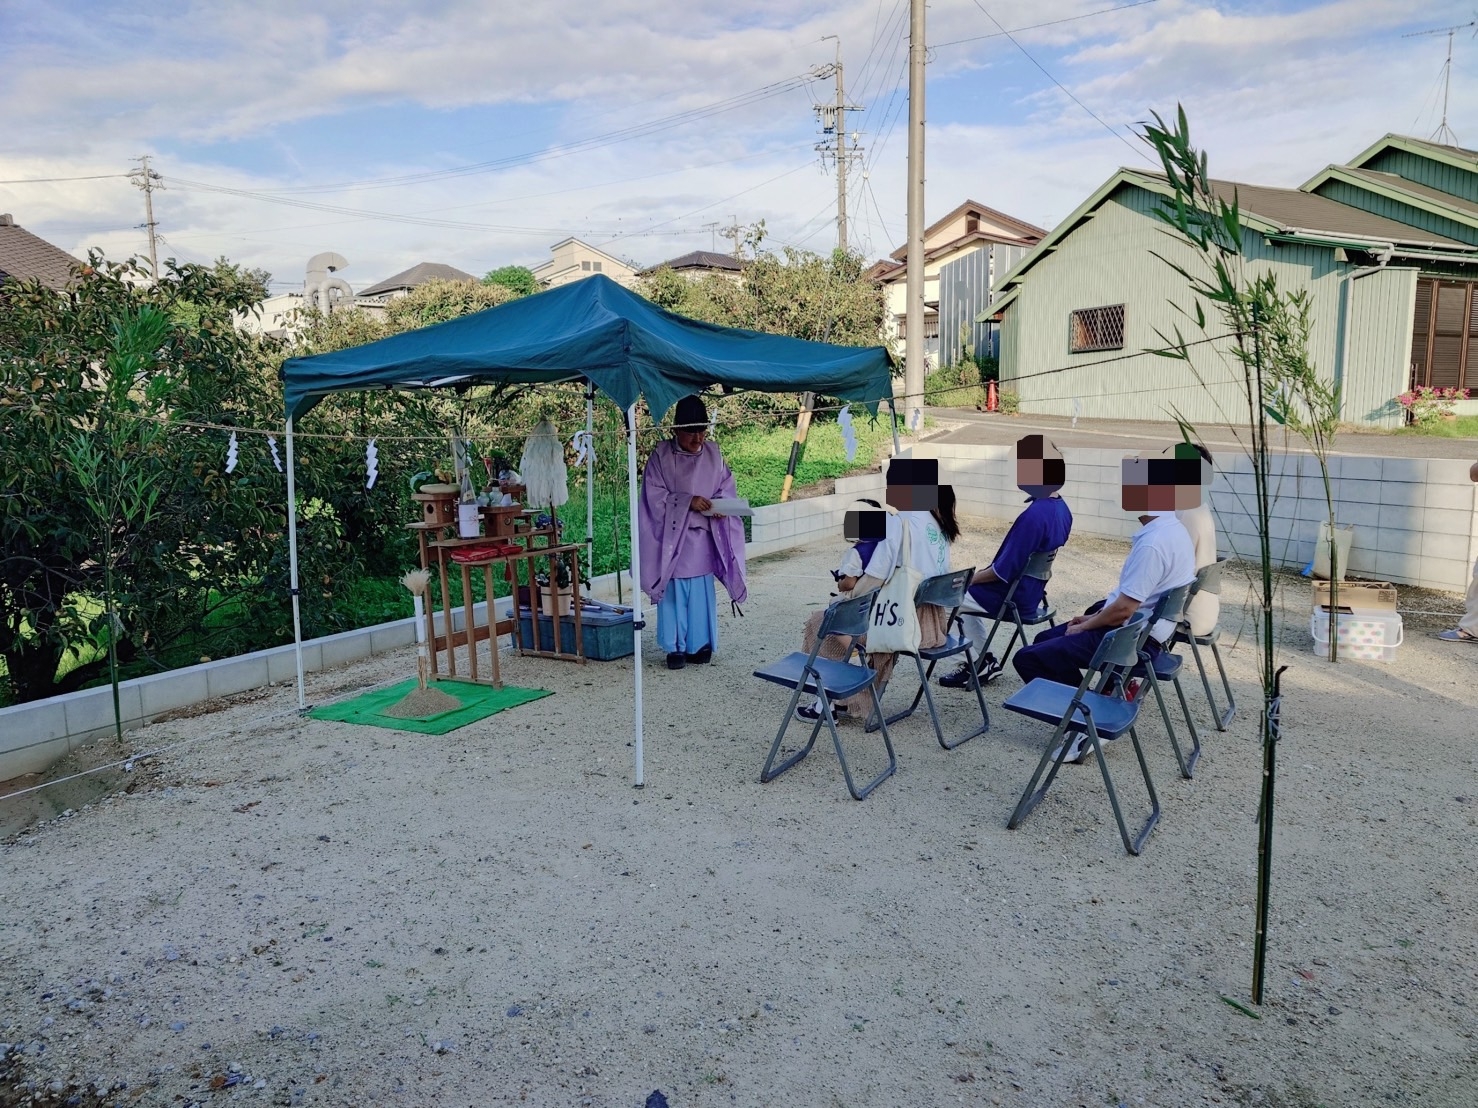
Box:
left=1003, top=613, right=1161, bottom=855
left=962, top=548, right=1060, bottom=678
left=1131, top=583, right=1203, bottom=779
left=755, top=590, right=897, bottom=801
left=879, top=567, right=991, bottom=749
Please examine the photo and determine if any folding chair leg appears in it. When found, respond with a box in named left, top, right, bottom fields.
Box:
left=915, top=651, right=988, bottom=750
left=882, top=655, right=930, bottom=727
left=1210, top=639, right=1236, bottom=728
left=1091, top=726, right=1160, bottom=855
left=1144, top=669, right=1193, bottom=780
left=1190, top=637, right=1234, bottom=732
left=759, top=683, right=824, bottom=785
left=829, top=686, right=897, bottom=800
left=1008, top=711, right=1085, bottom=830
left=1171, top=674, right=1202, bottom=776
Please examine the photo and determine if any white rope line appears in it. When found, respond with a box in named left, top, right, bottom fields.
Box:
left=0, top=672, right=407, bottom=806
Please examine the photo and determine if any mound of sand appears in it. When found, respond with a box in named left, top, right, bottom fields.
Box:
left=381, top=684, right=461, bottom=718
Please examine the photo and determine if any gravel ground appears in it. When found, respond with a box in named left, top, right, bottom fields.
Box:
left=2, top=517, right=1475, bottom=1107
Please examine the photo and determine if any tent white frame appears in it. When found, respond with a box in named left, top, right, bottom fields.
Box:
left=283, top=392, right=900, bottom=787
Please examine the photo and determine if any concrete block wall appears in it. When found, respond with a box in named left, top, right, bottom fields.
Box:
left=0, top=597, right=516, bottom=782
left=905, top=442, right=1478, bottom=592
left=746, top=472, right=887, bottom=558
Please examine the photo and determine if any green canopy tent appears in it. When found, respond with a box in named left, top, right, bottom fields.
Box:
left=281, top=274, right=896, bottom=784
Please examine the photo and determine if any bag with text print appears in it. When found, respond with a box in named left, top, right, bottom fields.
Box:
left=865, top=516, right=922, bottom=655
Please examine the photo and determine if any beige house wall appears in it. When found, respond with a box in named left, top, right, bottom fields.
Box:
left=532, top=239, right=638, bottom=289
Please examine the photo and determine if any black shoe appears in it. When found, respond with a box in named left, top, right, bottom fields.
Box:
left=685, top=646, right=712, bottom=665
left=666, top=652, right=685, bottom=670
left=938, top=664, right=976, bottom=689
left=938, top=652, right=1002, bottom=689
left=977, top=652, right=1005, bottom=685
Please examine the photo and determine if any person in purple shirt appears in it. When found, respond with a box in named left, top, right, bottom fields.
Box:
left=939, top=436, right=1072, bottom=688
left=638, top=394, right=748, bottom=670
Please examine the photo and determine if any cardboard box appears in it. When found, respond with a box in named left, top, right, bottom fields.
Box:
left=1312, top=579, right=1397, bottom=613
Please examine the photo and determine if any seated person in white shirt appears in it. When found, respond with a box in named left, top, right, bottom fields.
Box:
left=1176, top=442, right=1219, bottom=638
left=1011, top=450, right=1200, bottom=758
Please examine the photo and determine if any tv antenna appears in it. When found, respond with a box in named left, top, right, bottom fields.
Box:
left=1404, top=15, right=1478, bottom=146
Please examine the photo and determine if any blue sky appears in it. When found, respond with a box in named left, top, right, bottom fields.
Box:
left=2, top=0, right=1472, bottom=291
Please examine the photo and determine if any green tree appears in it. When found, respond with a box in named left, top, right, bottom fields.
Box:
left=481, top=265, right=540, bottom=298
left=635, top=246, right=888, bottom=419
left=0, top=254, right=282, bottom=703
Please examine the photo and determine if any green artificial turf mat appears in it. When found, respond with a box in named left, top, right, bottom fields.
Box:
left=308, top=678, right=551, bottom=734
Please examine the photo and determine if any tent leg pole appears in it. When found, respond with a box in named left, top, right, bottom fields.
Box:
left=626, top=403, right=644, bottom=788
left=888, top=396, right=901, bottom=455
left=586, top=387, right=596, bottom=583
left=285, top=418, right=306, bottom=711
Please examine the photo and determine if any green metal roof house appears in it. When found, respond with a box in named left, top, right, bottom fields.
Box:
left=987, top=135, right=1478, bottom=428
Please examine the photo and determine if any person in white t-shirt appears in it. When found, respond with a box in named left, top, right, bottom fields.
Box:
left=1176, top=443, right=1219, bottom=638
left=794, top=483, right=958, bottom=724
left=1012, top=452, right=1198, bottom=760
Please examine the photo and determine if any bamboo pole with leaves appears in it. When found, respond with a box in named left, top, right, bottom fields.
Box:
left=1262, top=295, right=1343, bottom=660
left=63, top=307, right=175, bottom=743
left=1141, top=107, right=1303, bottom=1004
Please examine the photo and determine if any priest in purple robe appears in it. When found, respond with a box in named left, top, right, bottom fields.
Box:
left=639, top=395, right=748, bottom=670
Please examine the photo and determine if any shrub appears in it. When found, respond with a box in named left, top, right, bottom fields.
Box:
left=1396, top=385, right=1467, bottom=426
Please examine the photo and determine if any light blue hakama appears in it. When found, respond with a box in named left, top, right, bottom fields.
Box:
left=655, top=574, right=719, bottom=655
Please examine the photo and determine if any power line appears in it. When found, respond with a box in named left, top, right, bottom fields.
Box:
left=967, top=0, right=1152, bottom=164
left=0, top=173, right=130, bottom=185
left=935, top=0, right=1161, bottom=49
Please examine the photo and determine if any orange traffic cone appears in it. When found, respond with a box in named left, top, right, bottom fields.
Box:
left=986, top=380, right=999, bottom=413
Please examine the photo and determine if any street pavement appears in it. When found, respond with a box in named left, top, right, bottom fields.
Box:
left=922, top=406, right=1477, bottom=459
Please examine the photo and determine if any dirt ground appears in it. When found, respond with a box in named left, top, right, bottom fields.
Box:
left=2, top=517, right=1475, bottom=1108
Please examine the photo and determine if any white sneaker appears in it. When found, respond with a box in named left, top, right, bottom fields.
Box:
left=1050, top=729, right=1090, bottom=765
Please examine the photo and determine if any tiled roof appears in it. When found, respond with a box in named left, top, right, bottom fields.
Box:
left=1202, top=176, right=1470, bottom=248
left=0, top=215, right=81, bottom=290
left=643, top=250, right=746, bottom=274
left=358, top=262, right=478, bottom=298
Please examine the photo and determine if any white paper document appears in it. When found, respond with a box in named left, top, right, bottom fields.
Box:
left=703, top=497, right=753, bottom=518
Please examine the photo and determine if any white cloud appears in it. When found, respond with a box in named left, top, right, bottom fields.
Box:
left=5, top=0, right=1477, bottom=289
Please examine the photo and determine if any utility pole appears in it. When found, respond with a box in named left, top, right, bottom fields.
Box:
left=814, top=37, right=864, bottom=254
left=1404, top=19, right=1477, bottom=146
left=903, top=0, right=927, bottom=426
left=719, top=214, right=744, bottom=260
left=703, top=221, right=721, bottom=253
left=129, top=155, right=163, bottom=279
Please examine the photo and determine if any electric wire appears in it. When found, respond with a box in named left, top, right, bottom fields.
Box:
left=0, top=173, right=130, bottom=184
left=968, top=0, right=1152, bottom=164
left=934, top=0, right=1161, bottom=49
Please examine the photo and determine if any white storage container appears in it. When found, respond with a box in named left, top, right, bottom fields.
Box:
left=1309, top=609, right=1403, bottom=662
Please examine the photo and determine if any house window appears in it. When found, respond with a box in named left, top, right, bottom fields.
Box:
left=1410, top=277, right=1474, bottom=391
left=581, top=260, right=591, bottom=271
left=593, top=261, right=603, bottom=272
left=895, top=314, right=940, bottom=341
left=1068, top=304, right=1125, bottom=353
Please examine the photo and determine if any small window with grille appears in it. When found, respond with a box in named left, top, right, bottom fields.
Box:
left=1068, top=304, right=1125, bottom=353
left=581, top=260, right=592, bottom=271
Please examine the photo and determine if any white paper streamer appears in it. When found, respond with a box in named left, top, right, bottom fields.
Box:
left=365, top=438, right=379, bottom=489
left=267, top=435, right=283, bottom=473
left=1071, top=396, right=1082, bottom=429
left=225, top=431, right=238, bottom=474
left=570, top=430, right=593, bottom=467
left=837, top=405, right=857, bottom=462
